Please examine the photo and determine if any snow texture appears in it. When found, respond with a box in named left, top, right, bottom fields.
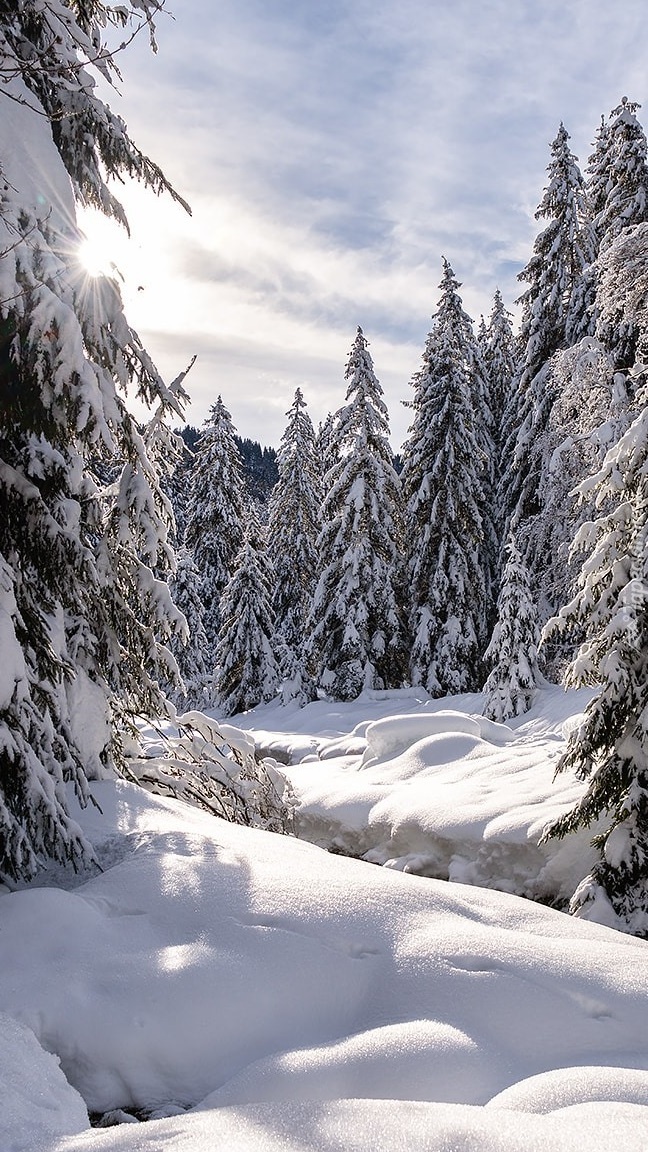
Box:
left=4, top=685, right=648, bottom=1151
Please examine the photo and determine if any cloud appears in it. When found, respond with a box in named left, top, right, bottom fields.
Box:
left=98, top=0, right=648, bottom=443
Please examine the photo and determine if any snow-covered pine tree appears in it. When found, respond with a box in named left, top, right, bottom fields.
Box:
left=400, top=261, right=489, bottom=695
left=588, top=99, right=648, bottom=375
left=267, top=388, right=321, bottom=698
left=214, top=507, right=279, bottom=716
left=587, top=116, right=614, bottom=226
left=166, top=549, right=211, bottom=711
left=502, top=124, right=595, bottom=576
left=0, top=0, right=190, bottom=881
left=485, top=289, right=519, bottom=458
left=164, top=437, right=195, bottom=548
left=482, top=536, right=542, bottom=722
left=469, top=307, right=500, bottom=624
left=476, top=315, right=489, bottom=367
left=184, top=397, right=245, bottom=653
left=531, top=335, right=628, bottom=643
left=540, top=363, right=648, bottom=936
left=307, top=328, right=408, bottom=701
left=594, top=98, right=648, bottom=253
left=315, top=411, right=339, bottom=479
left=563, top=115, right=612, bottom=346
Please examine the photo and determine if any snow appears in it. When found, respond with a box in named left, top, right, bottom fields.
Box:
left=4, top=685, right=648, bottom=1150
left=0, top=76, right=75, bottom=233
left=242, top=687, right=599, bottom=903
left=0, top=1013, right=87, bottom=1151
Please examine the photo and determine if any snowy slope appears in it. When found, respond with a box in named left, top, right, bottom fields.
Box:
left=3, top=686, right=648, bottom=1151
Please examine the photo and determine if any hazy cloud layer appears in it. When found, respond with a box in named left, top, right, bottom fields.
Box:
left=94, top=0, right=648, bottom=446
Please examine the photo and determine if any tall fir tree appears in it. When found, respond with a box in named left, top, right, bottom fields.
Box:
left=593, top=98, right=648, bottom=254
left=541, top=366, right=648, bottom=936
left=184, top=397, right=245, bottom=652
left=315, top=412, right=339, bottom=479
left=307, top=328, right=407, bottom=701
left=502, top=124, right=595, bottom=576
left=267, top=389, right=321, bottom=696
left=485, top=289, right=519, bottom=456
left=0, top=0, right=190, bottom=881
left=166, top=549, right=211, bottom=712
left=482, top=537, right=542, bottom=722
left=401, top=261, right=489, bottom=695
left=214, top=507, right=279, bottom=716
left=589, top=100, right=648, bottom=373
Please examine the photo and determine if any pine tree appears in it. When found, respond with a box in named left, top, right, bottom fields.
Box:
left=307, top=328, right=407, bottom=700
left=184, top=397, right=245, bottom=652
left=267, top=389, right=321, bottom=697
left=531, top=336, right=628, bottom=638
left=589, top=99, right=648, bottom=371
left=541, top=368, right=648, bottom=935
left=503, top=124, right=595, bottom=571
left=471, top=301, right=503, bottom=620
left=401, top=261, right=488, bottom=695
left=482, top=537, right=542, bottom=722
left=214, top=508, right=279, bottom=716
left=587, top=116, right=614, bottom=223
left=166, top=549, right=211, bottom=711
left=594, top=98, right=648, bottom=251
left=315, top=412, right=339, bottom=478
left=0, top=1, right=189, bottom=881
left=485, top=289, right=519, bottom=455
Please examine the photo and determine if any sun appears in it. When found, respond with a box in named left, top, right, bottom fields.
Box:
left=76, top=209, right=128, bottom=279
left=77, top=235, right=113, bottom=278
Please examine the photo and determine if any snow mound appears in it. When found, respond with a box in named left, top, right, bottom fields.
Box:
left=51, top=1098, right=648, bottom=1151
left=487, top=1065, right=648, bottom=1113
left=0, top=1012, right=88, bottom=1150
left=359, top=710, right=514, bottom=770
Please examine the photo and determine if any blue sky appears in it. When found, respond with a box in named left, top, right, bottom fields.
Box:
left=84, top=0, right=648, bottom=448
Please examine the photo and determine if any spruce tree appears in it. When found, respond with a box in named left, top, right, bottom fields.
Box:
left=485, top=289, right=519, bottom=455
left=214, top=508, right=279, bottom=716
left=184, top=397, right=245, bottom=652
left=594, top=98, right=648, bottom=252
left=502, top=124, right=594, bottom=571
left=541, top=369, right=648, bottom=935
left=307, top=328, right=407, bottom=700
left=401, top=261, right=489, bottom=695
left=589, top=99, right=648, bottom=373
left=532, top=336, right=627, bottom=638
left=267, top=389, right=321, bottom=697
left=482, top=537, right=542, bottom=722
left=315, top=412, right=339, bottom=479
left=166, top=549, right=211, bottom=712
left=0, top=1, right=189, bottom=880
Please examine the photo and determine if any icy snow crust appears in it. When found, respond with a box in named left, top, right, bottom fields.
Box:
left=4, top=686, right=648, bottom=1150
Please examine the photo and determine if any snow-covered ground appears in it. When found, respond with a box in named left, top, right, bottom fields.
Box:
left=241, top=684, right=601, bottom=908
left=4, top=685, right=648, bottom=1152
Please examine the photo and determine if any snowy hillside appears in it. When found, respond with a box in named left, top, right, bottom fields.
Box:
left=4, top=687, right=648, bottom=1151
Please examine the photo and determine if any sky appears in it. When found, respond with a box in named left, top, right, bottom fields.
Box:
left=80, top=0, right=648, bottom=448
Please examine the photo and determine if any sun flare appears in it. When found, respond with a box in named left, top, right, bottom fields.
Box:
left=76, top=210, right=128, bottom=279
